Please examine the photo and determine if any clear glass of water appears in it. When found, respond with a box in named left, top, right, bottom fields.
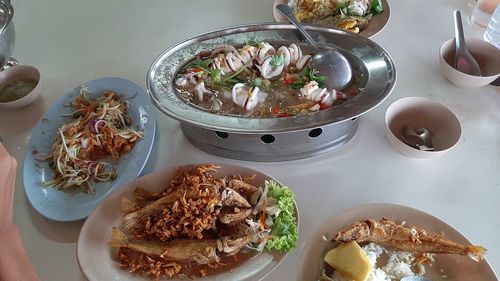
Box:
left=470, top=0, right=500, bottom=28
left=484, top=5, right=500, bottom=48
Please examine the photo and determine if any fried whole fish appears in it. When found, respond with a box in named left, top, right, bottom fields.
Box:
left=121, top=186, right=252, bottom=230
left=109, top=227, right=251, bottom=265
left=334, top=218, right=486, bottom=261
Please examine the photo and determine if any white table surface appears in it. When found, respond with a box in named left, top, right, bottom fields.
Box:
left=1, top=0, right=499, bottom=280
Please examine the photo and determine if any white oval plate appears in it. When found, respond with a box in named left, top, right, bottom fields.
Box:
left=77, top=163, right=299, bottom=281
left=23, top=77, right=156, bottom=222
left=299, top=203, right=498, bottom=281
left=272, top=0, right=391, bottom=38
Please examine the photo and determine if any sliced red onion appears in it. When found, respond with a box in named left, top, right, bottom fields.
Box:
left=89, top=118, right=105, bottom=134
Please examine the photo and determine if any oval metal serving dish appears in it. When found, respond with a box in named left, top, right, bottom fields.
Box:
left=147, top=23, right=396, bottom=161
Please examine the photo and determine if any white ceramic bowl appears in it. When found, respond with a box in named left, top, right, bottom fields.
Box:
left=385, top=97, right=461, bottom=159
left=0, top=65, right=41, bottom=108
left=439, top=38, right=500, bottom=89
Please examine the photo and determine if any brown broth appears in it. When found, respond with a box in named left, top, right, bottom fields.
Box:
left=0, top=78, right=37, bottom=103
left=175, top=43, right=361, bottom=118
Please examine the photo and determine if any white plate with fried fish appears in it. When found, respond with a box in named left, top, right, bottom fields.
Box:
left=77, top=164, right=299, bottom=281
left=299, top=203, right=498, bottom=281
left=273, top=0, right=390, bottom=38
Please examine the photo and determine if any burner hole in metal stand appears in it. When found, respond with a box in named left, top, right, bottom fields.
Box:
left=351, top=117, right=357, bottom=121
left=215, top=131, right=229, bottom=139
left=309, top=128, right=323, bottom=138
left=261, top=134, right=276, bottom=143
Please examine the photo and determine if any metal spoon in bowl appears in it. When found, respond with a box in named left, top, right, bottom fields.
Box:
left=276, top=4, right=353, bottom=90
left=402, top=125, right=435, bottom=151
left=453, top=10, right=481, bottom=76
left=401, top=276, right=432, bottom=281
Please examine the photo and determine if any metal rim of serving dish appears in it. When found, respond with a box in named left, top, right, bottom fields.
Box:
left=146, top=23, right=397, bottom=134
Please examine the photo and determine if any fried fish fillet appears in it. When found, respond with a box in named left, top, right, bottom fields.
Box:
left=334, top=218, right=486, bottom=261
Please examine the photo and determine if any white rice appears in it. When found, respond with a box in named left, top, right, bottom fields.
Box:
left=330, top=243, right=422, bottom=281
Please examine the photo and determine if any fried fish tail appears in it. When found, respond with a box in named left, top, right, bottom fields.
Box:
left=465, top=245, right=487, bottom=262
left=109, top=227, right=168, bottom=256
left=121, top=195, right=175, bottom=230
left=109, top=227, right=128, bottom=248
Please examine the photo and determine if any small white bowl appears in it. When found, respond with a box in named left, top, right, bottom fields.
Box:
left=385, top=97, right=461, bottom=159
left=439, top=38, right=500, bottom=89
left=0, top=65, right=41, bottom=109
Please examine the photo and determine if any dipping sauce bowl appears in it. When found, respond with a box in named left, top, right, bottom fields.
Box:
left=0, top=65, right=41, bottom=109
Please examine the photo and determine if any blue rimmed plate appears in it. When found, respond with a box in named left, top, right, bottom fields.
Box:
left=23, top=77, right=156, bottom=222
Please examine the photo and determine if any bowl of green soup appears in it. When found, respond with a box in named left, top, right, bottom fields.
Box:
left=0, top=65, right=40, bottom=108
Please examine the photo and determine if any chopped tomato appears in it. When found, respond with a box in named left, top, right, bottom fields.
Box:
left=271, top=106, right=280, bottom=115
left=283, top=75, right=295, bottom=85
left=319, top=103, right=329, bottom=110
left=189, top=67, right=203, bottom=73
left=277, top=113, right=289, bottom=117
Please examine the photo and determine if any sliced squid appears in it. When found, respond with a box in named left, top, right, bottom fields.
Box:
left=211, top=44, right=238, bottom=56
left=257, top=42, right=275, bottom=64
left=296, top=55, right=312, bottom=70
left=175, top=77, right=188, bottom=88
left=242, top=45, right=258, bottom=60
left=225, top=52, right=244, bottom=72
left=300, top=81, right=337, bottom=107
left=288, top=44, right=302, bottom=65
left=276, top=46, right=291, bottom=67
left=259, top=56, right=285, bottom=79
left=194, top=81, right=212, bottom=101
left=213, top=54, right=232, bottom=75
left=232, top=83, right=263, bottom=111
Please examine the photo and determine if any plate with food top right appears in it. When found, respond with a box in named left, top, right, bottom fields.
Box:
left=300, top=203, right=498, bottom=281
left=273, top=0, right=390, bottom=38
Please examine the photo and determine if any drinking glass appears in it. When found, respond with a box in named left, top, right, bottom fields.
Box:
left=470, top=0, right=500, bottom=28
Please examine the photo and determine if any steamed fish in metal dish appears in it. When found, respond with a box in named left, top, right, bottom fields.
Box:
left=108, top=164, right=298, bottom=280
left=320, top=218, right=486, bottom=281
left=292, top=0, right=384, bottom=33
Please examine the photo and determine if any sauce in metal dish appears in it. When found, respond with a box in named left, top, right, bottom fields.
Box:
left=0, top=78, right=38, bottom=103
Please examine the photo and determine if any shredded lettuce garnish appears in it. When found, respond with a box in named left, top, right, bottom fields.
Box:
left=264, top=180, right=298, bottom=252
